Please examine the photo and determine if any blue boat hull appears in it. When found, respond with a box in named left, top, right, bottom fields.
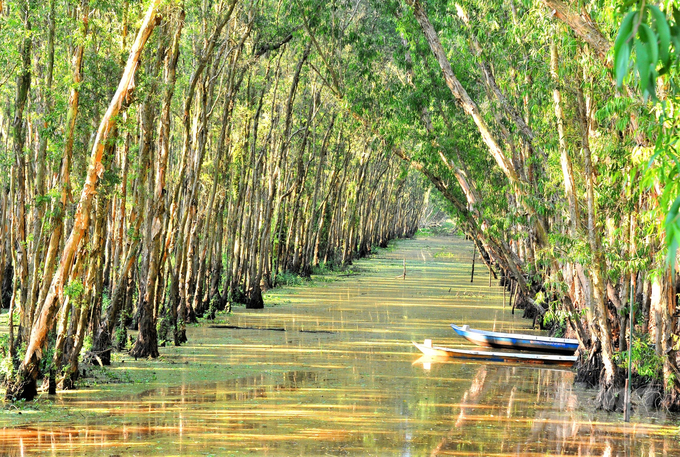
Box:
left=451, top=324, right=579, bottom=355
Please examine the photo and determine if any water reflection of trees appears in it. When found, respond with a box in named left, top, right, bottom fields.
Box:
left=425, top=364, right=674, bottom=456
left=0, top=370, right=322, bottom=456
left=4, top=236, right=680, bottom=456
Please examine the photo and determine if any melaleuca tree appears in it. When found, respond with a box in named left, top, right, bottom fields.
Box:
left=1, top=0, right=426, bottom=401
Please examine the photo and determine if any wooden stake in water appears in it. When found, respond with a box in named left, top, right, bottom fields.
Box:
left=625, top=275, right=634, bottom=422
left=510, top=281, right=517, bottom=315
left=470, top=246, right=476, bottom=283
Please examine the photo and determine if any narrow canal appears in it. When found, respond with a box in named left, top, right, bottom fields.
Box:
left=2, top=236, right=680, bottom=455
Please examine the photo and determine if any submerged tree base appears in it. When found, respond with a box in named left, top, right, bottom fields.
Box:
left=245, top=286, right=264, bottom=309
left=88, top=327, right=113, bottom=366
left=662, top=386, right=680, bottom=412
left=595, top=384, right=625, bottom=412
left=5, top=372, right=38, bottom=402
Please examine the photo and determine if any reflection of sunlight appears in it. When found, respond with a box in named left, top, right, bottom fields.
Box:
left=507, top=386, right=515, bottom=418
left=469, top=366, right=487, bottom=399
left=455, top=391, right=469, bottom=428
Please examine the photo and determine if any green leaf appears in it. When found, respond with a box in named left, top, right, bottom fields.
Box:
left=616, top=41, right=632, bottom=87
left=665, top=201, right=680, bottom=272
left=649, top=5, right=671, bottom=65
left=673, top=7, right=680, bottom=30
left=664, top=194, right=680, bottom=228
left=639, top=23, right=659, bottom=65
left=667, top=232, right=680, bottom=271
left=671, top=25, right=680, bottom=61
left=614, top=10, right=637, bottom=57
left=614, top=10, right=637, bottom=87
left=635, top=38, right=651, bottom=93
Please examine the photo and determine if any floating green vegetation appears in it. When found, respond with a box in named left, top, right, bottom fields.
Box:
left=368, top=242, right=397, bottom=255
left=77, top=365, right=134, bottom=386
left=269, top=262, right=370, bottom=296
left=275, top=271, right=308, bottom=287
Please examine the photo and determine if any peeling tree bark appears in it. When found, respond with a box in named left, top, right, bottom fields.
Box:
left=540, top=0, right=611, bottom=62
left=13, top=0, right=31, bottom=344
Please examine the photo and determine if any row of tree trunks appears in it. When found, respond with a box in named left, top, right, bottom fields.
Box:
left=395, top=0, right=680, bottom=408
left=2, top=0, right=427, bottom=402
left=5, top=0, right=162, bottom=401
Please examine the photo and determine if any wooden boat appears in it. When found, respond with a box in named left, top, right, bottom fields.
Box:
left=451, top=324, right=579, bottom=354
left=411, top=354, right=574, bottom=372
left=413, top=340, right=577, bottom=367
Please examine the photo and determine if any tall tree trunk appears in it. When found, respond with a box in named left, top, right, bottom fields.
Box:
left=661, top=270, right=680, bottom=406
left=6, top=0, right=162, bottom=401
left=34, top=0, right=90, bottom=352
left=26, top=0, right=56, bottom=323
left=13, top=0, right=32, bottom=344
left=130, top=9, right=183, bottom=358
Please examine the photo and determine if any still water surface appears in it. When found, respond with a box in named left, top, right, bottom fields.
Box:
left=2, top=236, right=680, bottom=455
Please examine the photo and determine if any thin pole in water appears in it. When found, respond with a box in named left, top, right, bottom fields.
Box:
left=470, top=245, right=476, bottom=283
left=510, top=281, right=516, bottom=315
left=625, top=274, right=634, bottom=422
